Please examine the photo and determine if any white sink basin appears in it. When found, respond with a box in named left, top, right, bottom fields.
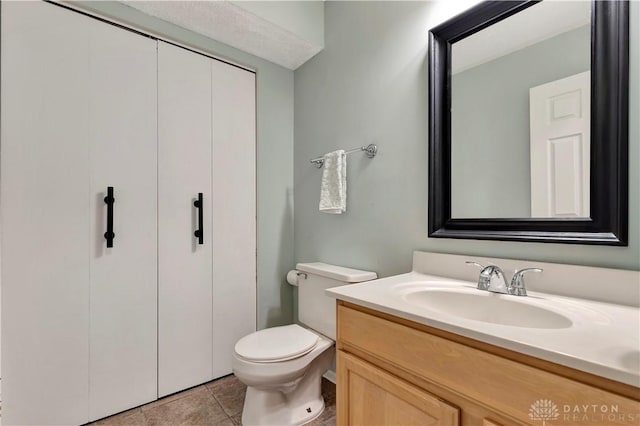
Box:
left=400, top=286, right=573, bottom=329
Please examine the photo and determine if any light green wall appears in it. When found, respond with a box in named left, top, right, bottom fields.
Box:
left=451, top=25, right=590, bottom=218
left=72, top=1, right=295, bottom=329
left=293, top=0, right=639, bottom=307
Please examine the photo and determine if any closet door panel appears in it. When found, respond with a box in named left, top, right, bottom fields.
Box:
left=0, top=2, right=91, bottom=424
left=211, top=61, right=257, bottom=377
left=88, top=22, right=158, bottom=420
left=158, top=42, right=214, bottom=396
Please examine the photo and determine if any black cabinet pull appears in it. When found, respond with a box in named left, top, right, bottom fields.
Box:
left=194, top=192, right=203, bottom=245
left=104, top=186, right=115, bottom=248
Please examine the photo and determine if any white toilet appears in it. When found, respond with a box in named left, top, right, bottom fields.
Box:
left=232, top=262, right=377, bottom=426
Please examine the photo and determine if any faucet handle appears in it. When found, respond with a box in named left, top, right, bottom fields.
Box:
left=465, top=261, right=485, bottom=269
left=465, top=260, right=490, bottom=290
left=509, top=268, right=543, bottom=296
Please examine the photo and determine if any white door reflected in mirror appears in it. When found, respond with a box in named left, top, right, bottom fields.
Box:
left=529, top=71, right=590, bottom=218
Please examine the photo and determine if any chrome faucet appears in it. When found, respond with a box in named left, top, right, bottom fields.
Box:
left=465, top=261, right=542, bottom=296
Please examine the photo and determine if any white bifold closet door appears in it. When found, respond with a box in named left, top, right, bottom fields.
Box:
left=158, top=41, right=256, bottom=396
left=88, top=12, right=158, bottom=422
left=158, top=42, right=214, bottom=396
left=1, top=2, right=158, bottom=424
left=210, top=60, right=257, bottom=378
left=1, top=3, right=91, bottom=424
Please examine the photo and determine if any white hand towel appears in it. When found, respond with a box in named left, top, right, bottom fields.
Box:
left=319, top=150, right=347, bottom=214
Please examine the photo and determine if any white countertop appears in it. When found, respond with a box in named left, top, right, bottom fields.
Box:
left=326, top=271, right=640, bottom=387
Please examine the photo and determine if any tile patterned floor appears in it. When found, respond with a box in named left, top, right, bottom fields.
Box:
left=90, top=375, right=336, bottom=426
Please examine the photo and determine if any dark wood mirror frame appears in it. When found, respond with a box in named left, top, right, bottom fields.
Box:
left=428, top=0, right=629, bottom=245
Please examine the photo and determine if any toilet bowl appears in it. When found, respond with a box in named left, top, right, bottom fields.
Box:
left=232, top=262, right=377, bottom=426
left=233, top=325, right=334, bottom=425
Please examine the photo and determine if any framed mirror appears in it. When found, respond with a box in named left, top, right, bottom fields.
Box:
left=428, top=0, right=628, bottom=245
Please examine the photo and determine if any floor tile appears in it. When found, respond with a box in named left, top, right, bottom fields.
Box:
left=213, top=417, right=236, bottom=426
left=93, top=407, right=146, bottom=426
left=142, top=386, right=229, bottom=426
left=86, top=375, right=336, bottom=426
left=231, top=413, right=243, bottom=425
left=141, top=385, right=206, bottom=412
left=205, top=375, right=247, bottom=417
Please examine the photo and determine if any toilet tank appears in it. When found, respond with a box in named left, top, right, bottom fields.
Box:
left=296, top=262, right=377, bottom=340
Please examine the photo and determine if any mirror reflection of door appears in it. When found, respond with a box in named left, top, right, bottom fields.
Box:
left=529, top=71, right=590, bottom=218
left=450, top=1, right=591, bottom=219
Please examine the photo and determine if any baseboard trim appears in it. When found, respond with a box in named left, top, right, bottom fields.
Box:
left=323, top=369, right=336, bottom=384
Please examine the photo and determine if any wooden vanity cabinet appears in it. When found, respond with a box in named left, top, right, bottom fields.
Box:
left=336, top=301, right=640, bottom=426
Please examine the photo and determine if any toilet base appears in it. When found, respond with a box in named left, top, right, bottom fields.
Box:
left=242, top=386, right=324, bottom=426
left=240, top=348, right=333, bottom=426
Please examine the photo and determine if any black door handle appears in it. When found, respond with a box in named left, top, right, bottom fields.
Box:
left=104, top=186, right=115, bottom=248
left=194, top=192, right=203, bottom=245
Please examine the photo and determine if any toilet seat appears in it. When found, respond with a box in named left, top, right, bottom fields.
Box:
left=234, top=324, right=320, bottom=363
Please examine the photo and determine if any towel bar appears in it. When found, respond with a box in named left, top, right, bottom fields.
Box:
left=310, top=144, right=377, bottom=168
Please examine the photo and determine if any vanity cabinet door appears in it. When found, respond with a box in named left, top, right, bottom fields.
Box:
left=337, top=350, right=460, bottom=426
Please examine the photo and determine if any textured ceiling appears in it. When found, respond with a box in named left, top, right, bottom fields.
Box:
left=121, top=1, right=322, bottom=70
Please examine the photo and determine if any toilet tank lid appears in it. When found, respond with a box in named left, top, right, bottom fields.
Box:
left=296, top=262, right=377, bottom=283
